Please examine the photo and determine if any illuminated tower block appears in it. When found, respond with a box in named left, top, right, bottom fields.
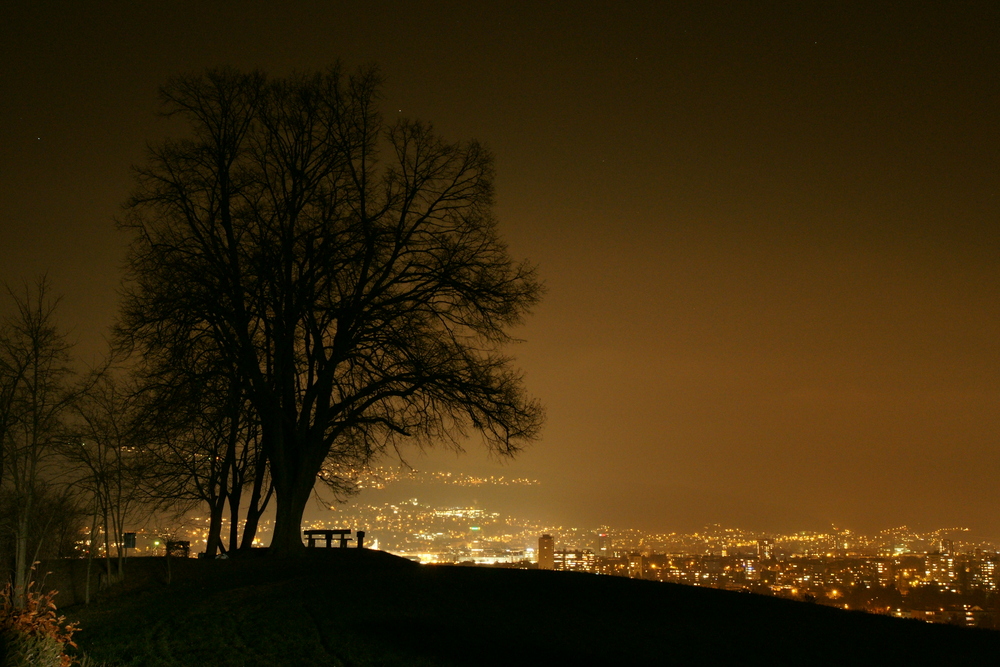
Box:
left=926, top=554, right=958, bottom=588
left=980, top=558, right=998, bottom=591
left=757, top=538, right=774, bottom=561
left=596, top=532, right=610, bottom=557
left=538, top=534, right=554, bottom=570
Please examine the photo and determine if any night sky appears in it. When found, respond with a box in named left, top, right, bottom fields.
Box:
left=3, top=2, right=998, bottom=537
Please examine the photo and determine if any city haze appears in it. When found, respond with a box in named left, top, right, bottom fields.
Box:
left=3, top=3, right=999, bottom=538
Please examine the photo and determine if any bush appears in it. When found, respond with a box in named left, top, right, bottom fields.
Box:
left=0, top=579, right=79, bottom=667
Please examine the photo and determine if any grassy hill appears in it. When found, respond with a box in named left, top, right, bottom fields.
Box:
left=59, top=550, right=1000, bottom=666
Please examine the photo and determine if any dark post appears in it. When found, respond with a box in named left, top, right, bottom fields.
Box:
left=124, top=532, right=136, bottom=561
left=357, top=531, right=365, bottom=549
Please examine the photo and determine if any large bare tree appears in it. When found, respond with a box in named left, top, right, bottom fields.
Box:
left=117, top=66, right=543, bottom=554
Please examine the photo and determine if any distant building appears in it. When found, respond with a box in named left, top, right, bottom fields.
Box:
left=757, top=539, right=774, bottom=561
left=628, top=553, right=644, bottom=579
left=926, top=554, right=958, bottom=589
left=596, top=532, right=610, bottom=557
left=594, top=555, right=630, bottom=577
left=973, top=557, right=998, bottom=590
left=538, top=534, right=554, bottom=570
left=554, top=549, right=596, bottom=573
left=873, top=559, right=895, bottom=587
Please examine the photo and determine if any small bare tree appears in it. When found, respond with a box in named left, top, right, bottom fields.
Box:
left=0, top=279, right=78, bottom=603
left=63, top=373, right=151, bottom=590
left=138, top=373, right=271, bottom=557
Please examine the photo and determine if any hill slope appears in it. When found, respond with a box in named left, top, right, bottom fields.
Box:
left=63, top=551, right=1000, bottom=666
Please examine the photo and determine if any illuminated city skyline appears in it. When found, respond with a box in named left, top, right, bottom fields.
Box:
left=129, top=466, right=1000, bottom=562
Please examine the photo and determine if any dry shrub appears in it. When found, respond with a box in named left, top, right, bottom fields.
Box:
left=0, top=578, right=79, bottom=667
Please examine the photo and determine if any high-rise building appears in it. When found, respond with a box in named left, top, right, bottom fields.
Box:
left=926, top=554, right=958, bottom=588
left=596, top=532, right=610, bottom=557
left=538, top=534, right=554, bottom=570
left=757, top=538, right=774, bottom=561
left=975, top=557, right=999, bottom=591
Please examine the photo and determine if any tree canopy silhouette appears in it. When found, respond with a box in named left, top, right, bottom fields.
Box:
left=117, top=66, right=543, bottom=554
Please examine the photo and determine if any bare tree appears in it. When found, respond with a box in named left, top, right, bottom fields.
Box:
left=63, top=373, right=151, bottom=586
left=0, top=483, right=85, bottom=577
left=117, top=66, right=544, bottom=554
left=0, top=279, right=78, bottom=601
left=137, top=372, right=271, bottom=556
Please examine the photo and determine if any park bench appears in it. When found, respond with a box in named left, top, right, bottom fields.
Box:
left=304, top=528, right=351, bottom=548
left=303, top=528, right=366, bottom=548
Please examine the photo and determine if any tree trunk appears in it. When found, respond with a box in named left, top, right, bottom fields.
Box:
left=13, top=488, right=34, bottom=608
left=114, top=512, right=125, bottom=579
left=114, top=456, right=126, bottom=579
left=84, top=511, right=98, bottom=605
left=205, top=491, right=227, bottom=557
left=240, top=482, right=273, bottom=551
left=102, top=508, right=113, bottom=586
left=268, top=482, right=310, bottom=555
left=228, top=490, right=241, bottom=552
left=13, top=529, right=29, bottom=607
left=222, top=398, right=241, bottom=552
left=256, top=413, right=294, bottom=555
left=239, top=449, right=272, bottom=551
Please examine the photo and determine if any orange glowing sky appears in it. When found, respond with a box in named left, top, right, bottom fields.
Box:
left=2, top=2, right=998, bottom=536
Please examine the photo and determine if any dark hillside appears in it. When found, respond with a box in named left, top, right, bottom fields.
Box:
left=62, top=551, right=1000, bottom=666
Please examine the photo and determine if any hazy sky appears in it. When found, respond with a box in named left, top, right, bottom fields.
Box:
left=3, top=2, right=998, bottom=537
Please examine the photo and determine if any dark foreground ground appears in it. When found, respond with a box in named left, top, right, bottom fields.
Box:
left=57, top=550, right=1000, bottom=666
